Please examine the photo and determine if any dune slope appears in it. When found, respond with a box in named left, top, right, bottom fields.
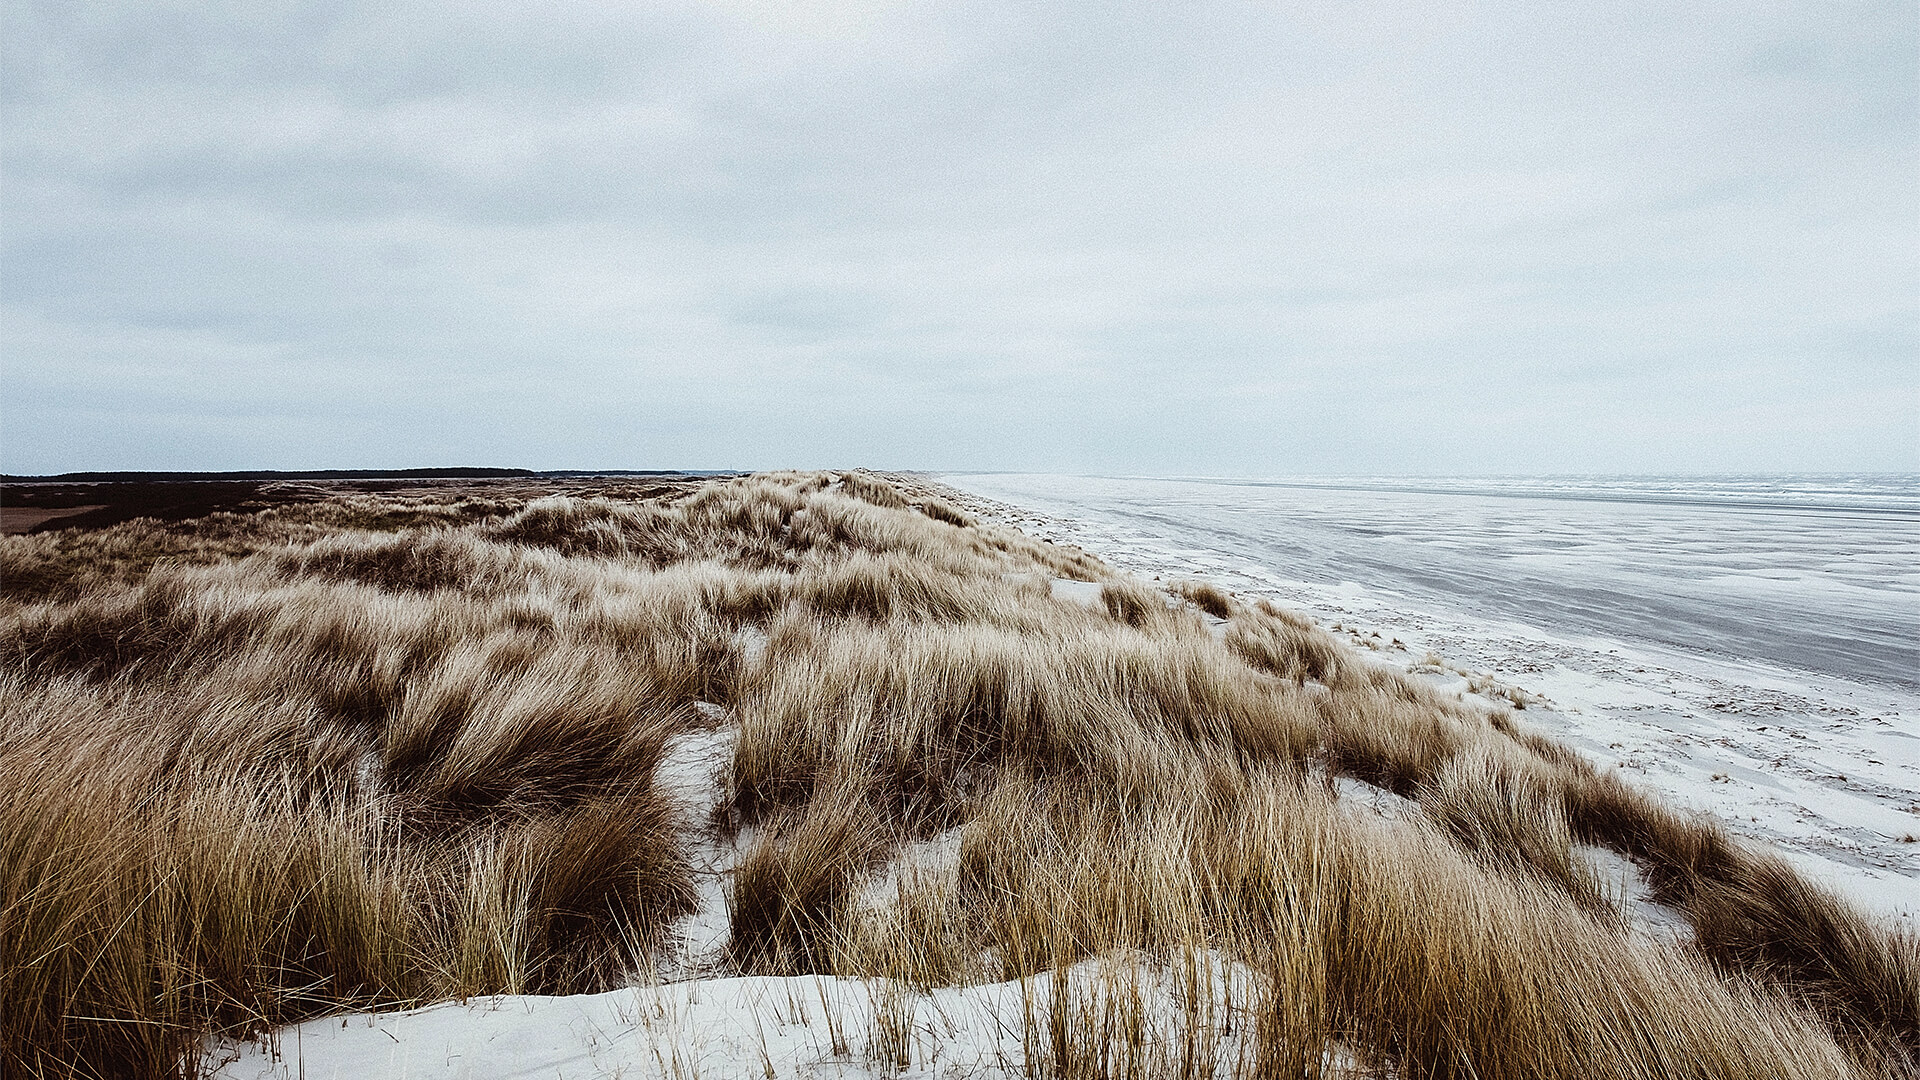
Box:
left=1, top=471, right=1912, bottom=1079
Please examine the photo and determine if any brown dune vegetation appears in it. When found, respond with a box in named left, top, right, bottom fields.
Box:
left=0, top=469, right=1913, bottom=1078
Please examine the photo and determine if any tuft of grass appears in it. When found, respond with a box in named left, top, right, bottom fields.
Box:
left=1227, top=600, right=1344, bottom=684
left=1173, top=579, right=1237, bottom=619
left=1416, top=745, right=1612, bottom=913
left=837, top=470, right=912, bottom=511
left=728, top=781, right=888, bottom=975
left=915, top=497, right=976, bottom=528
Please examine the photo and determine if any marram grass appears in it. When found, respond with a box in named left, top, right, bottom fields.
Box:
left=1, top=470, right=1912, bottom=1078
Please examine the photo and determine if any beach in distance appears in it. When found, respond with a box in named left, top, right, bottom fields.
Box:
left=940, top=472, right=1920, bottom=919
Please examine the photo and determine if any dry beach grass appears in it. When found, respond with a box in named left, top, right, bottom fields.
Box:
left=0, top=471, right=1913, bottom=1078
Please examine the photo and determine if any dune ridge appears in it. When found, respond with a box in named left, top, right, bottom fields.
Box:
left=1, top=471, right=1912, bottom=1078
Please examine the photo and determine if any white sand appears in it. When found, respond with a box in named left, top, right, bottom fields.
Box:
left=204, top=958, right=1276, bottom=1080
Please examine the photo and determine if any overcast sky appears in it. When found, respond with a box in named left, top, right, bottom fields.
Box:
left=2, top=1, right=1914, bottom=475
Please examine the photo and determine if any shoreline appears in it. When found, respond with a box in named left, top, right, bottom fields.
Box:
left=933, top=473, right=1920, bottom=922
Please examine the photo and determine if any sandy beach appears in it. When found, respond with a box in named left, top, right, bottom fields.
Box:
left=937, top=473, right=1920, bottom=921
